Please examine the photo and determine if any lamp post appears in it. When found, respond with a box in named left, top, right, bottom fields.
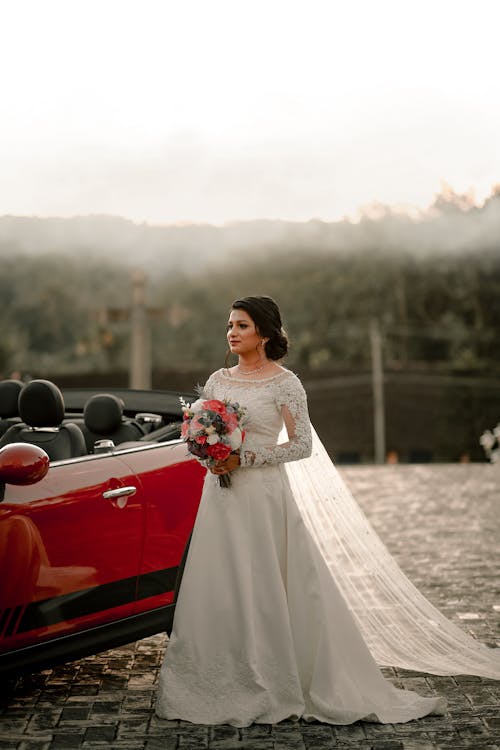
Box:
left=370, top=319, right=386, bottom=464
left=129, top=269, right=152, bottom=390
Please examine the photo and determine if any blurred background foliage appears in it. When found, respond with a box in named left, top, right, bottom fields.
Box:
left=1, top=185, right=499, bottom=379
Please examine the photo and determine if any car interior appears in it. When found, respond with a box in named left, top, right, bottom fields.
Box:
left=0, top=379, right=24, bottom=438
left=0, top=378, right=185, bottom=461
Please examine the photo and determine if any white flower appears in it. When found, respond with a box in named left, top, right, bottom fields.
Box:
left=480, top=423, right=500, bottom=464
left=480, top=430, right=495, bottom=451
left=228, top=427, right=243, bottom=450
left=207, top=433, right=219, bottom=445
left=205, top=425, right=216, bottom=434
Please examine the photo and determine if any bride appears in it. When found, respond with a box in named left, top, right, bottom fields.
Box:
left=156, top=295, right=499, bottom=727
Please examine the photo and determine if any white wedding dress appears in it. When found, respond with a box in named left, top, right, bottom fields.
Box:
left=156, top=367, right=490, bottom=726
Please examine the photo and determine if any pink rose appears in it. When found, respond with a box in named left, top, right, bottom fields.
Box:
left=202, top=399, right=227, bottom=415
left=189, top=417, right=205, bottom=433
left=223, top=413, right=238, bottom=432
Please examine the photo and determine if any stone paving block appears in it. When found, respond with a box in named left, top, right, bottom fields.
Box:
left=0, top=708, right=32, bottom=722
left=210, top=725, right=240, bottom=742
left=177, top=732, right=209, bottom=747
left=174, top=722, right=208, bottom=736
left=444, top=696, right=473, bottom=710
left=51, top=732, right=84, bottom=748
left=147, top=717, right=178, bottom=735
left=364, top=722, right=399, bottom=737
left=301, top=740, right=337, bottom=750
left=295, top=724, right=334, bottom=741
left=99, top=678, right=128, bottom=692
left=58, top=708, right=91, bottom=724
left=19, top=741, right=52, bottom=750
left=332, top=723, right=367, bottom=740
left=429, top=742, right=496, bottom=749
left=392, top=719, right=442, bottom=736
left=127, top=675, right=156, bottom=690
left=271, top=728, right=307, bottom=747
left=83, top=725, right=116, bottom=742
left=67, top=688, right=98, bottom=699
left=88, top=701, right=121, bottom=716
left=123, top=694, right=154, bottom=712
left=145, top=739, right=179, bottom=750
left=0, top=719, right=29, bottom=734
left=27, top=712, right=61, bottom=732
left=115, top=718, right=150, bottom=738
left=241, top=724, right=273, bottom=738
left=207, top=742, right=274, bottom=750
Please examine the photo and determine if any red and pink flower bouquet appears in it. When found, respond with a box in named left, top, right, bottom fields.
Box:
left=180, top=396, right=247, bottom=487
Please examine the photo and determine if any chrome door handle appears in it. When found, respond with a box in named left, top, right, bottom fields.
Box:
left=102, top=486, right=137, bottom=499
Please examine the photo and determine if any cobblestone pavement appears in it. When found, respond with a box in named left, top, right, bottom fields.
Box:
left=1, top=464, right=499, bottom=750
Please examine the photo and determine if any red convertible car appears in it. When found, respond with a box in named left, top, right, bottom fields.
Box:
left=0, top=378, right=205, bottom=678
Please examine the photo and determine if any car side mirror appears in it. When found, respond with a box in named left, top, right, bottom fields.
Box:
left=0, top=443, right=50, bottom=501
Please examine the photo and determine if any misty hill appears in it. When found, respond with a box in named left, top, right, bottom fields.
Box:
left=1, top=186, right=499, bottom=273
left=0, top=215, right=361, bottom=271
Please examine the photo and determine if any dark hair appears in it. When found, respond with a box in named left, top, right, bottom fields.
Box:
left=230, top=295, right=289, bottom=361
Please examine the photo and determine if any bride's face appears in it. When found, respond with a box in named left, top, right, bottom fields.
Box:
left=226, top=308, right=262, bottom=356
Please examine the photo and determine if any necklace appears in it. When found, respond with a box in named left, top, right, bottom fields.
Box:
left=237, top=361, right=268, bottom=376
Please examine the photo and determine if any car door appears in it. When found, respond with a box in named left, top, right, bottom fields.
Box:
left=0, top=452, right=145, bottom=654
left=115, top=440, right=205, bottom=616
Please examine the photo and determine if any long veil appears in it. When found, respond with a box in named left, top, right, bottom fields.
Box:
left=285, top=426, right=500, bottom=679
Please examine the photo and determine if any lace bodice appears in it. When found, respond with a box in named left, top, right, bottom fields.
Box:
left=203, top=368, right=312, bottom=468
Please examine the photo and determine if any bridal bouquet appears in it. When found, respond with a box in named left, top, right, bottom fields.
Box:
left=180, top=396, right=247, bottom=487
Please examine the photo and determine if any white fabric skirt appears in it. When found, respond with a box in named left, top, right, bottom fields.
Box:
left=156, top=464, right=446, bottom=726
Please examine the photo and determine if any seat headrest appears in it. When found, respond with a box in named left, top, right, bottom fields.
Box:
left=84, top=394, right=125, bottom=435
left=0, top=379, right=24, bottom=418
left=19, top=379, right=65, bottom=427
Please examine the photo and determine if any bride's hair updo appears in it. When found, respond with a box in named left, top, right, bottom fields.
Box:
left=231, top=295, right=289, bottom=361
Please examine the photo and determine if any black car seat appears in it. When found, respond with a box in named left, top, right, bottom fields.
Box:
left=82, top=393, right=146, bottom=452
left=0, top=379, right=87, bottom=460
left=0, top=379, right=24, bottom=438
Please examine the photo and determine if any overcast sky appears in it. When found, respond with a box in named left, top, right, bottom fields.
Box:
left=1, top=0, right=499, bottom=224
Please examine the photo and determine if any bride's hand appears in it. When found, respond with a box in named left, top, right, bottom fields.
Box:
left=211, top=453, right=240, bottom=475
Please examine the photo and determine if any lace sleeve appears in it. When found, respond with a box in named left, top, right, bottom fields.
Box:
left=240, top=374, right=312, bottom=467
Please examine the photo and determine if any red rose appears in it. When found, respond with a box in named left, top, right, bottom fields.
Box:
left=206, top=443, right=232, bottom=461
